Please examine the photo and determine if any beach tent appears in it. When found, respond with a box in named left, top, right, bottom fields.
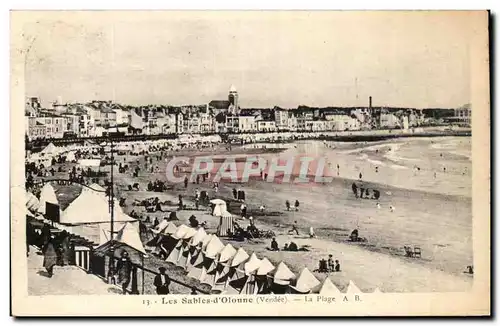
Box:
left=176, top=227, right=198, bottom=267
left=96, top=222, right=146, bottom=259
left=203, top=243, right=237, bottom=287
left=214, top=247, right=249, bottom=285
left=37, top=183, right=59, bottom=215
left=186, top=234, right=212, bottom=273
left=272, top=262, right=296, bottom=286
left=211, top=199, right=228, bottom=217
left=166, top=225, right=193, bottom=264
left=187, top=235, right=224, bottom=282
left=240, top=253, right=262, bottom=294
left=318, top=277, right=341, bottom=295
left=221, top=248, right=251, bottom=294
left=216, top=214, right=235, bottom=237
left=26, top=191, right=40, bottom=214
left=372, top=287, right=383, bottom=294
left=289, top=268, right=321, bottom=294
left=212, top=244, right=239, bottom=289
left=346, top=280, right=362, bottom=294
left=151, top=219, right=170, bottom=234
left=253, top=258, right=276, bottom=294
left=66, top=151, right=76, bottom=163
left=60, top=187, right=135, bottom=225
left=40, top=143, right=57, bottom=156
left=183, top=228, right=208, bottom=270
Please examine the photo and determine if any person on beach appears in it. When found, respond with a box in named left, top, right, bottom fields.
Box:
left=335, top=260, right=341, bottom=272
left=42, top=235, right=58, bottom=278
left=288, top=221, right=299, bottom=235
left=285, top=200, right=291, bottom=211
left=359, top=172, right=363, bottom=180
left=259, top=205, right=266, bottom=214
left=240, top=203, right=247, bottom=218
left=294, top=200, right=300, bottom=211
left=190, top=287, right=198, bottom=295
left=390, top=205, right=395, bottom=212
left=116, top=250, right=133, bottom=295
left=309, top=227, right=316, bottom=238
left=153, top=217, right=159, bottom=228
left=327, top=255, right=335, bottom=272
left=270, top=238, right=279, bottom=251
left=178, top=195, right=183, bottom=210
left=153, top=267, right=171, bottom=295
left=232, top=188, right=238, bottom=199
left=184, top=176, right=188, bottom=188
left=376, top=203, right=381, bottom=209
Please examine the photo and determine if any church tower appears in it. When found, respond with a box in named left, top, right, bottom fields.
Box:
left=228, top=85, right=239, bottom=115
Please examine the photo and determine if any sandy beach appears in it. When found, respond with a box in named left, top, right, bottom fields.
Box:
left=42, top=136, right=473, bottom=294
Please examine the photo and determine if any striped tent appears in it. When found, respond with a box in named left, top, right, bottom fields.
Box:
left=216, top=214, right=234, bottom=237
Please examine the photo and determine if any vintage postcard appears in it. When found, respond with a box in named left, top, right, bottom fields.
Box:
left=11, top=10, right=490, bottom=316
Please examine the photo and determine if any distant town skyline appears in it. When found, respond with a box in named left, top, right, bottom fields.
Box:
left=22, top=11, right=477, bottom=109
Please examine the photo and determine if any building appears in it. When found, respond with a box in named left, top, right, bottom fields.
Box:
left=228, top=85, right=239, bottom=115
left=380, top=113, right=401, bottom=129
left=324, top=114, right=360, bottom=131
left=257, top=120, right=276, bottom=132
left=453, top=104, right=471, bottom=126
left=238, top=114, right=256, bottom=132
left=274, top=108, right=290, bottom=131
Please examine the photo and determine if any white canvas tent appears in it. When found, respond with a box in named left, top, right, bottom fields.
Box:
left=176, top=227, right=198, bottom=267
left=240, top=253, right=262, bottom=294
left=289, top=268, right=320, bottom=294
left=217, top=248, right=251, bottom=294
left=345, top=280, right=362, bottom=294
left=60, top=188, right=134, bottom=224
left=184, top=228, right=208, bottom=270
left=40, top=143, right=57, bottom=156
left=211, top=199, right=228, bottom=217
left=253, top=258, right=275, bottom=294
left=187, top=236, right=224, bottom=283
left=272, top=262, right=296, bottom=286
left=151, top=219, right=170, bottom=234
left=372, top=287, right=383, bottom=294
left=66, top=151, right=76, bottom=162
left=113, top=222, right=146, bottom=255
left=318, top=278, right=341, bottom=295
left=37, top=183, right=59, bottom=215
left=26, top=191, right=40, bottom=214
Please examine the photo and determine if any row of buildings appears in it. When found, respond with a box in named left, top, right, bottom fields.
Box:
left=25, top=87, right=470, bottom=140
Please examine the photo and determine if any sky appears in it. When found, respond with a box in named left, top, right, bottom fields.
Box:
left=19, top=11, right=481, bottom=108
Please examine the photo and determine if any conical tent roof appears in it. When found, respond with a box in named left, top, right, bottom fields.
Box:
left=66, top=151, right=76, bottom=162
left=292, top=268, right=320, bottom=293
left=190, top=228, right=207, bottom=246
left=60, top=188, right=134, bottom=224
left=152, top=219, right=170, bottom=234
left=162, top=222, right=178, bottom=235
left=346, top=280, right=362, bottom=294
left=372, top=287, right=382, bottom=294
left=201, top=234, right=213, bottom=249
left=172, top=224, right=190, bottom=239
left=256, top=258, right=275, bottom=275
left=319, top=278, right=341, bottom=294
left=41, top=143, right=57, bottom=155
left=244, top=253, right=261, bottom=275
left=205, top=236, right=224, bottom=259
left=26, top=191, right=40, bottom=213
left=230, top=248, right=249, bottom=267
left=115, top=222, right=146, bottom=255
left=37, top=183, right=59, bottom=213
left=273, top=262, right=295, bottom=281
left=182, top=227, right=197, bottom=239
left=218, top=244, right=237, bottom=263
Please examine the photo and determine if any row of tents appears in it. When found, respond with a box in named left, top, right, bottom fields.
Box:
left=150, top=220, right=381, bottom=295
left=27, top=182, right=143, bottom=248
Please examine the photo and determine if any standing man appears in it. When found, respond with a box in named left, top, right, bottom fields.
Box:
left=116, top=250, right=133, bottom=295
left=153, top=267, right=171, bottom=295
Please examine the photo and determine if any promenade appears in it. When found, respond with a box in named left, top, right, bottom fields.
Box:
left=28, top=246, right=119, bottom=295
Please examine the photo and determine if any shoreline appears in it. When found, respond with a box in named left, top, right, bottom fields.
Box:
left=27, top=128, right=471, bottom=150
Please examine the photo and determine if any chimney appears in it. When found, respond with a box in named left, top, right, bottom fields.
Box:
left=369, top=96, right=372, bottom=109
